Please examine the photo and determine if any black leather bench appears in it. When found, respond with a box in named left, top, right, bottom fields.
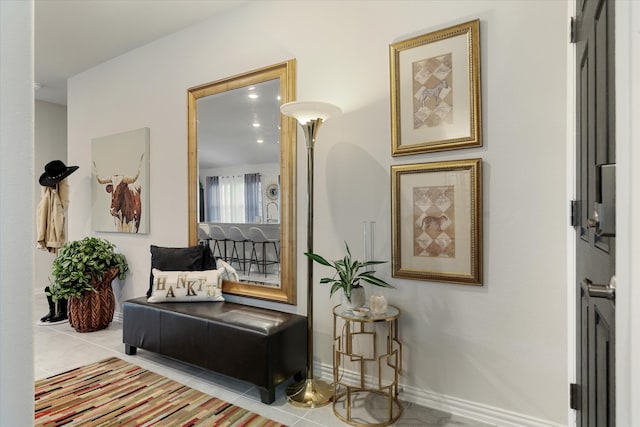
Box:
left=122, top=297, right=307, bottom=404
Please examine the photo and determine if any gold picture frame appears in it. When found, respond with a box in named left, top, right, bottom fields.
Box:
left=391, top=159, right=482, bottom=285
left=390, top=19, right=482, bottom=156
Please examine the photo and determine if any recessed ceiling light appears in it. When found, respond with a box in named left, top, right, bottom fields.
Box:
left=257, top=139, right=264, bottom=144
left=252, top=123, right=260, bottom=128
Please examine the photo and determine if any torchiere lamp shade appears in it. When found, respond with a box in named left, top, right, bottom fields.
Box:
left=280, top=101, right=342, bottom=124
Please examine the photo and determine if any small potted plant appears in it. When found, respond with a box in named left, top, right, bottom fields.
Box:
left=305, top=242, right=393, bottom=309
left=48, top=237, right=128, bottom=332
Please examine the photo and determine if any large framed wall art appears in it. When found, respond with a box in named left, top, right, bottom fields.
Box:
left=391, top=158, right=482, bottom=285
left=390, top=19, right=482, bottom=156
left=91, top=127, right=150, bottom=234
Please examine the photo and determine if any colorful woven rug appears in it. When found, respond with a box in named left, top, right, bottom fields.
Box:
left=34, top=357, right=286, bottom=426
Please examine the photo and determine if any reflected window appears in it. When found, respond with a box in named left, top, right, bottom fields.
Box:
left=203, top=173, right=265, bottom=223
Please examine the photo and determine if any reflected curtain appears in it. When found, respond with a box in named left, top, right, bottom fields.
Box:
left=205, top=174, right=261, bottom=224
left=205, top=176, right=220, bottom=222
left=244, top=173, right=262, bottom=223
left=219, top=175, right=245, bottom=223
left=199, top=181, right=205, bottom=222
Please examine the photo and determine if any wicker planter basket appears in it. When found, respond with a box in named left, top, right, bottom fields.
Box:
left=68, top=268, right=119, bottom=333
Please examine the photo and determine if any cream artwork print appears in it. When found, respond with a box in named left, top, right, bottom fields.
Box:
left=413, top=185, right=455, bottom=258
left=412, top=53, right=453, bottom=129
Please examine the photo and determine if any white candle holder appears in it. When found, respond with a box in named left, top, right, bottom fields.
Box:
left=369, top=295, right=388, bottom=315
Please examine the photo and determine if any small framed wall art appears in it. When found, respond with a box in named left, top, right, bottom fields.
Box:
left=391, top=158, right=482, bottom=285
left=390, top=19, right=482, bottom=156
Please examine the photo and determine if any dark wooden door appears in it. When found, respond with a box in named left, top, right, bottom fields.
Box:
left=574, top=0, right=616, bottom=425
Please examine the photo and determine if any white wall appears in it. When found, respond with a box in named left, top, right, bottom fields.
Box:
left=67, top=1, right=568, bottom=424
left=0, top=0, right=35, bottom=424
left=34, top=100, right=68, bottom=292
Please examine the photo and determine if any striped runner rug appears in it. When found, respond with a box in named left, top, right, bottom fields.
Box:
left=34, top=357, right=286, bottom=427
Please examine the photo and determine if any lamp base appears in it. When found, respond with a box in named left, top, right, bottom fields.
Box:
left=286, top=378, right=333, bottom=408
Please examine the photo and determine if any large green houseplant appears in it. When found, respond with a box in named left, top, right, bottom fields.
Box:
left=49, top=237, right=128, bottom=301
left=305, top=242, right=393, bottom=308
left=48, top=237, right=128, bottom=332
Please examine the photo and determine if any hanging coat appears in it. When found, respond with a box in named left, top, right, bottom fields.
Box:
left=36, top=179, right=69, bottom=253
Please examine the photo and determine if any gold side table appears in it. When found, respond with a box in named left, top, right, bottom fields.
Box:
left=332, top=304, right=402, bottom=427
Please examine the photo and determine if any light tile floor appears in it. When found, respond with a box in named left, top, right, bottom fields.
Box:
left=33, top=292, right=491, bottom=427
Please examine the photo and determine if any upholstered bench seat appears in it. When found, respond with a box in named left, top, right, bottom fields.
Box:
left=122, top=297, right=307, bottom=404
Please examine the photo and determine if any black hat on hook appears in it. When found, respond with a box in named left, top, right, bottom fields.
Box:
left=39, top=160, right=79, bottom=187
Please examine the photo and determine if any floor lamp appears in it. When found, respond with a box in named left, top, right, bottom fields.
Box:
left=280, top=101, right=342, bottom=408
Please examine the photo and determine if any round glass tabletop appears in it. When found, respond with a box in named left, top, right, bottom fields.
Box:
left=333, top=304, right=400, bottom=322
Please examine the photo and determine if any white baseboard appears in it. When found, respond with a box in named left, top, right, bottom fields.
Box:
left=314, top=362, right=564, bottom=427
left=113, top=310, right=123, bottom=323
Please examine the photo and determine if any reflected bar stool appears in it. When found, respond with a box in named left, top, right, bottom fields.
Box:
left=247, top=227, right=280, bottom=277
left=228, top=226, right=251, bottom=272
left=209, top=224, right=230, bottom=261
left=198, top=226, right=212, bottom=248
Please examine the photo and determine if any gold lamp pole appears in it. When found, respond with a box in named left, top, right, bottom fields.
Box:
left=280, top=101, right=342, bottom=407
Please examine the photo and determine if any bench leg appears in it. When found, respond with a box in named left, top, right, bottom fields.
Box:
left=125, top=344, right=137, bottom=355
left=259, top=387, right=275, bottom=404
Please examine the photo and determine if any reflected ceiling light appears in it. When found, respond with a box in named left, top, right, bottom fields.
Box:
left=248, top=93, right=258, bottom=99
left=252, top=123, right=260, bottom=128
left=257, top=139, right=264, bottom=144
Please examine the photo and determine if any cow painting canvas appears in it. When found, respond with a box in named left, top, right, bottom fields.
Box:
left=92, top=128, right=150, bottom=234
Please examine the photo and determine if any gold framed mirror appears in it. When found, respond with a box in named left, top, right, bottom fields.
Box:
left=188, top=59, right=297, bottom=304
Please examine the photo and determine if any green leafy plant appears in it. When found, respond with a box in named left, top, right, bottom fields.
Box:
left=305, top=242, right=393, bottom=301
left=48, top=237, right=128, bottom=301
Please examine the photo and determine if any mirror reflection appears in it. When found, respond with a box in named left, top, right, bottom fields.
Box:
left=188, top=60, right=297, bottom=304
left=198, top=79, right=281, bottom=286
left=198, top=79, right=281, bottom=225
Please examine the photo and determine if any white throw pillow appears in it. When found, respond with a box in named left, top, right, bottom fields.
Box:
left=148, top=268, right=224, bottom=303
left=216, top=259, right=240, bottom=282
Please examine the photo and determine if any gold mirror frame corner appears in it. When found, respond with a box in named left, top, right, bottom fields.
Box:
left=187, top=59, right=297, bottom=304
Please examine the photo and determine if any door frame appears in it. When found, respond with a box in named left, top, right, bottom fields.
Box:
left=565, top=5, right=576, bottom=427
left=566, top=1, right=639, bottom=425
left=613, top=1, right=640, bottom=425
